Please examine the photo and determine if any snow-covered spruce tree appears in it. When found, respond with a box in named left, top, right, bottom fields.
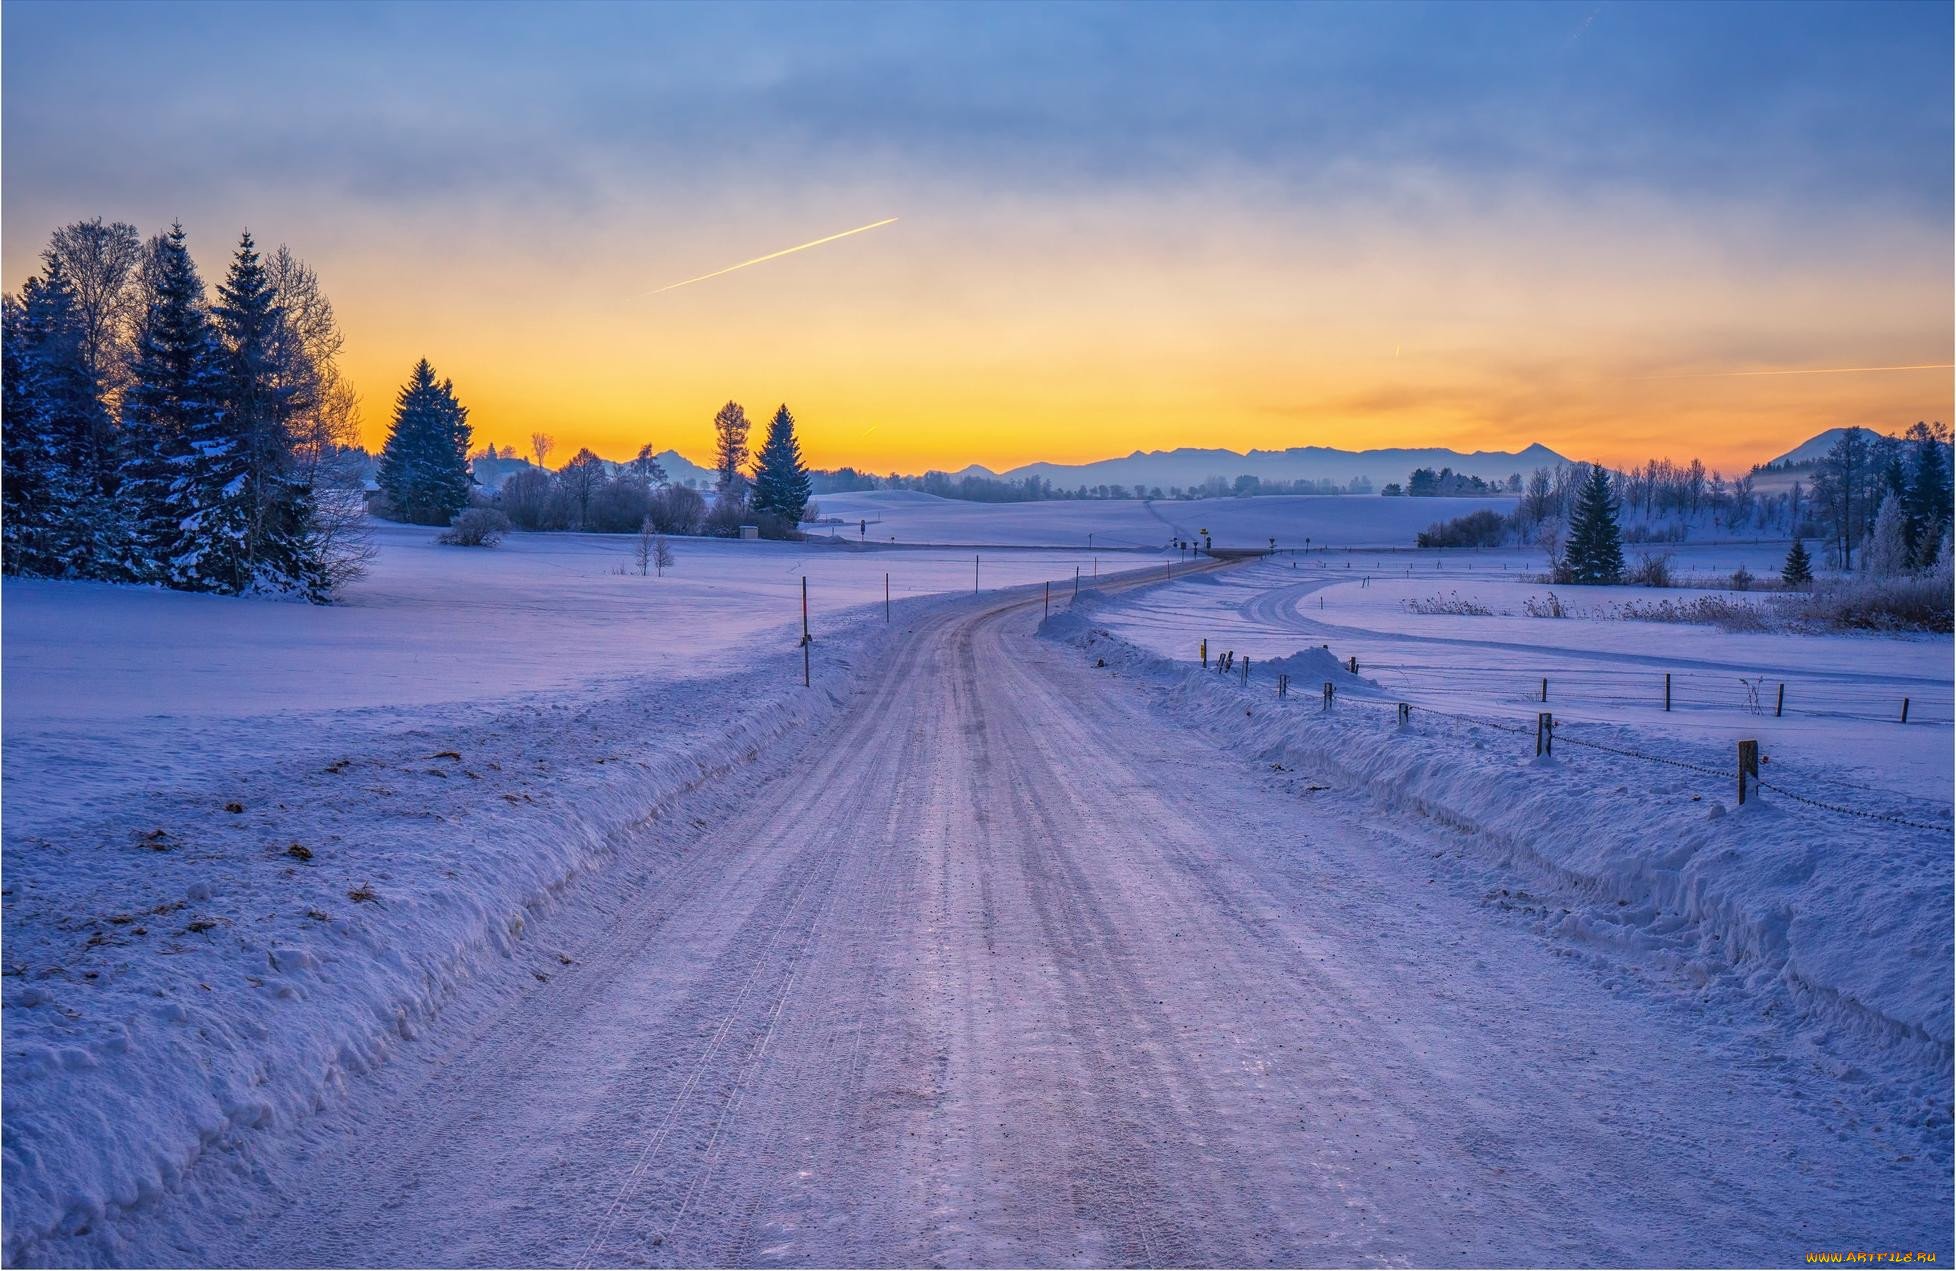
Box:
left=749, top=403, right=811, bottom=530
left=1780, top=538, right=1813, bottom=588
left=119, top=222, right=238, bottom=589
left=1864, top=492, right=1909, bottom=578
left=376, top=359, right=472, bottom=525
left=7, top=265, right=116, bottom=575
left=213, top=230, right=326, bottom=595
left=2, top=294, right=51, bottom=573
left=1562, top=463, right=1624, bottom=585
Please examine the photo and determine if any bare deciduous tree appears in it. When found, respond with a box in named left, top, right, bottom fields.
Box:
left=530, top=432, right=555, bottom=470
left=42, top=218, right=145, bottom=407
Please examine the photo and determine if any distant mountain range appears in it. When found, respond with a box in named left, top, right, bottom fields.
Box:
left=478, top=430, right=1901, bottom=493
left=972, top=443, right=1573, bottom=492
left=472, top=448, right=717, bottom=491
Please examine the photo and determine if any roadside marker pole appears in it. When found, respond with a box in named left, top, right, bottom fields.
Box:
left=1540, top=677, right=1548, bottom=703
left=1045, top=581, right=1050, bottom=617
left=1901, top=697, right=1911, bottom=724
left=801, top=576, right=811, bottom=688
left=1664, top=673, right=1671, bottom=712
left=974, top=555, right=979, bottom=594
left=1074, top=566, right=1080, bottom=598
left=885, top=573, right=890, bottom=623
left=1775, top=683, right=1784, bottom=717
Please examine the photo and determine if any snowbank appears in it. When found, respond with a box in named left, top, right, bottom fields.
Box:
left=1040, top=616, right=1955, bottom=1071
left=0, top=597, right=921, bottom=1263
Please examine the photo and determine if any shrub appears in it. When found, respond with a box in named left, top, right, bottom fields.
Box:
left=645, top=485, right=706, bottom=536
left=1616, top=595, right=1772, bottom=632
left=438, top=507, right=510, bottom=547
left=1416, top=508, right=1507, bottom=549
left=1523, top=592, right=1569, bottom=619
left=588, top=474, right=653, bottom=534
left=752, top=511, right=802, bottom=540
left=703, top=499, right=748, bottom=538
left=1628, top=551, right=1673, bottom=588
left=1402, top=591, right=1494, bottom=616
left=499, top=468, right=563, bottom=531
left=1792, top=570, right=1954, bottom=633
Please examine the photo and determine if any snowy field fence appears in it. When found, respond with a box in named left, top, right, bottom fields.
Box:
left=1206, top=653, right=1951, bottom=835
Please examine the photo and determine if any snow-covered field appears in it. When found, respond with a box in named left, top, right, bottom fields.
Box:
left=0, top=523, right=1142, bottom=1264
left=4, top=516, right=1950, bottom=1265
left=813, top=489, right=1521, bottom=550
left=1092, top=553, right=1955, bottom=802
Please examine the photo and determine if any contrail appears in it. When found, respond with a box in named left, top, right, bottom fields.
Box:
left=1639, top=362, right=1953, bottom=381
left=647, top=217, right=899, bottom=295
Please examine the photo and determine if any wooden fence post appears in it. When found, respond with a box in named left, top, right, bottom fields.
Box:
left=1664, top=673, right=1671, bottom=712
left=1901, top=697, right=1911, bottom=724
left=1347, top=656, right=1358, bottom=674
left=1775, top=683, right=1784, bottom=717
left=1397, top=702, right=1411, bottom=727
left=1536, top=711, right=1553, bottom=756
left=1322, top=681, right=1335, bottom=712
left=1540, top=677, right=1548, bottom=703
left=1201, top=638, right=1208, bottom=668
left=1737, top=739, right=1759, bottom=804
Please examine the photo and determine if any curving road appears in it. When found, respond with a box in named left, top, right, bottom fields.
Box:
left=174, top=581, right=1943, bottom=1267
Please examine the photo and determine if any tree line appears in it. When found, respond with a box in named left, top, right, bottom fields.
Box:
left=372, top=388, right=812, bottom=541
left=1419, top=424, right=1952, bottom=594
left=3, top=219, right=368, bottom=599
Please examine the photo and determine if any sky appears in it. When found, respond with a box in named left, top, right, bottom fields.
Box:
left=4, top=0, right=1950, bottom=475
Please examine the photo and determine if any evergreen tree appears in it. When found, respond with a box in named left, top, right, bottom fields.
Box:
left=749, top=404, right=810, bottom=526
left=9, top=264, right=115, bottom=574
left=119, top=222, right=234, bottom=588
left=2, top=294, right=51, bottom=573
left=712, top=401, right=750, bottom=505
left=213, top=229, right=323, bottom=593
left=1905, top=423, right=1952, bottom=567
left=1562, top=464, right=1624, bottom=584
left=376, top=359, right=472, bottom=525
left=1780, top=538, right=1813, bottom=588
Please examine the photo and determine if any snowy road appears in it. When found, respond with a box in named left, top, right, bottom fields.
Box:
left=160, top=582, right=1943, bottom=1268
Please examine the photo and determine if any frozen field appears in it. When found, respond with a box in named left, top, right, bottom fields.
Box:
left=4, top=519, right=1950, bottom=1265
left=1, top=523, right=1120, bottom=836
left=1092, top=552, right=1955, bottom=803
left=813, top=489, right=1521, bottom=550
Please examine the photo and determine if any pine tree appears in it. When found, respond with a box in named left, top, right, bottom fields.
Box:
left=2, top=294, right=52, bottom=574
left=376, top=359, right=472, bottom=525
left=1562, top=464, right=1624, bottom=585
left=119, top=222, right=234, bottom=588
left=712, top=401, right=750, bottom=506
left=1905, top=424, right=1952, bottom=567
left=214, top=229, right=324, bottom=593
left=8, top=265, right=116, bottom=575
left=1780, top=538, right=1813, bottom=588
left=749, top=404, right=810, bottom=527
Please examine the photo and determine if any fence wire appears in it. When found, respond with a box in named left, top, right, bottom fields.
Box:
left=1204, top=658, right=1951, bottom=836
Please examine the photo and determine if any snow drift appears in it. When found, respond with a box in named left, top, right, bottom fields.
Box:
left=1040, top=612, right=1955, bottom=1068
